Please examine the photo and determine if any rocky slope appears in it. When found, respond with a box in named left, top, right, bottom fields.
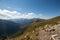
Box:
left=38, top=24, right=60, bottom=40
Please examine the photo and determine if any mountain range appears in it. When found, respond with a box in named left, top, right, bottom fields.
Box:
left=10, top=18, right=45, bottom=28
left=4, top=16, right=60, bottom=40
left=0, top=16, right=60, bottom=40
left=0, top=18, right=45, bottom=40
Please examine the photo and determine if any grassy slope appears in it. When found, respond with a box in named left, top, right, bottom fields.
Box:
left=6, top=16, right=60, bottom=40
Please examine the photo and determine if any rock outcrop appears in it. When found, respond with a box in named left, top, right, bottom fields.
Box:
left=38, top=24, right=60, bottom=40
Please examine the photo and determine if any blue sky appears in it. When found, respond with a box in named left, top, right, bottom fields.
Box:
left=0, top=0, right=60, bottom=19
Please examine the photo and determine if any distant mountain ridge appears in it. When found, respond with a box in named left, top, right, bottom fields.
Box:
left=10, top=18, right=45, bottom=28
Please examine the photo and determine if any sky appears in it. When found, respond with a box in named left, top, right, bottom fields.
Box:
left=0, top=0, right=60, bottom=19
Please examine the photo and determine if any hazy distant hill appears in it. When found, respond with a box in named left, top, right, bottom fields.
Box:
left=6, top=16, right=60, bottom=40
left=10, top=18, right=45, bottom=28
left=0, top=19, right=21, bottom=39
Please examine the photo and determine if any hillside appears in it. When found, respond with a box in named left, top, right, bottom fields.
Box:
left=5, top=16, right=60, bottom=40
left=0, top=19, right=21, bottom=40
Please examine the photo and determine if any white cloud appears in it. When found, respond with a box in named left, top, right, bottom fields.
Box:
left=0, top=9, right=43, bottom=19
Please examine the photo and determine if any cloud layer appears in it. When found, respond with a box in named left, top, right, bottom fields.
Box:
left=0, top=9, right=43, bottom=19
